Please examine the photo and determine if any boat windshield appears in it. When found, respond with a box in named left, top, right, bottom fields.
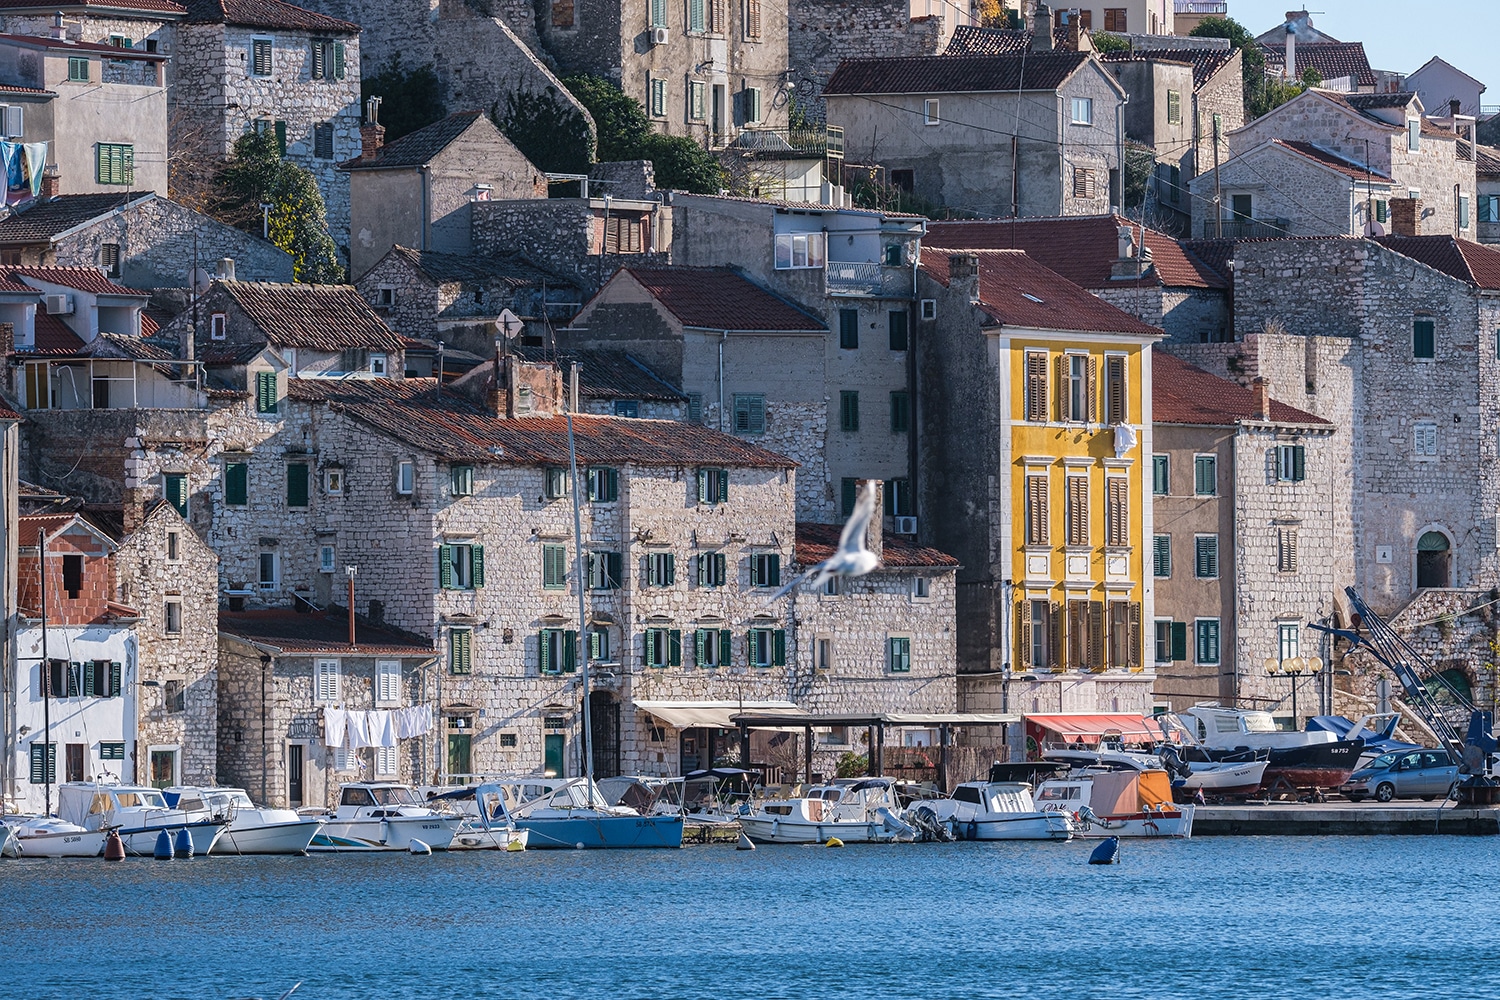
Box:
left=371, top=787, right=422, bottom=806
left=114, top=791, right=167, bottom=808
left=1241, top=713, right=1277, bottom=733
left=225, top=790, right=255, bottom=808
left=1036, top=785, right=1081, bottom=801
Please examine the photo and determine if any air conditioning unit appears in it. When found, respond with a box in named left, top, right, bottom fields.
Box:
left=44, top=293, right=72, bottom=315
left=650, top=26, right=669, bottom=45
left=893, top=516, right=917, bottom=535
left=919, top=298, right=937, bottom=320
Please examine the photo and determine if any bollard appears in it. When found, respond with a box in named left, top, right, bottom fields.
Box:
left=174, top=828, right=193, bottom=859
left=153, top=829, right=174, bottom=859
left=103, top=830, right=125, bottom=861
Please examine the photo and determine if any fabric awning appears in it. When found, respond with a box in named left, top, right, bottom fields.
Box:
left=1024, top=713, right=1165, bottom=740
left=635, top=699, right=803, bottom=730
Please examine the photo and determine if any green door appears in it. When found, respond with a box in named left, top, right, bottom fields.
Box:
left=447, top=734, right=472, bottom=782
left=544, top=734, right=564, bottom=778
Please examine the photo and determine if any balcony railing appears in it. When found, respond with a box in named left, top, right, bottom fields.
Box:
left=825, top=260, right=883, bottom=295
left=728, top=126, right=845, bottom=160
left=1174, top=0, right=1227, bottom=12
left=1218, top=218, right=1292, bottom=238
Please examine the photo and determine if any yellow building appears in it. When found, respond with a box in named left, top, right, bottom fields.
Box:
left=917, top=248, right=1163, bottom=719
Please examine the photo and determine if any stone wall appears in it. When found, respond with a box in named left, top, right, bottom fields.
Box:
left=1191, top=52, right=1243, bottom=179
left=473, top=199, right=671, bottom=294
left=787, top=0, right=944, bottom=121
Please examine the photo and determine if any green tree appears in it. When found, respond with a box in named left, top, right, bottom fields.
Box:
left=639, top=133, right=727, bottom=193
left=494, top=85, right=594, bottom=174
left=362, top=56, right=446, bottom=142
left=219, top=130, right=343, bottom=283
left=559, top=74, right=725, bottom=194
left=1189, top=15, right=1282, bottom=119
left=1090, top=31, right=1131, bottom=54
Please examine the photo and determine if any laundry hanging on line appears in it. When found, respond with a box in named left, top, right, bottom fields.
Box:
left=324, top=705, right=432, bottom=747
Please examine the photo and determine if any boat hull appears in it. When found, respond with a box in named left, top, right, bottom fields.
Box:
left=952, top=813, right=1073, bottom=841
left=212, top=818, right=324, bottom=855
left=1262, top=741, right=1364, bottom=789
left=1068, top=806, right=1194, bottom=839
left=449, top=825, right=531, bottom=851
left=118, top=820, right=224, bottom=856
left=310, top=815, right=462, bottom=852
left=16, top=828, right=106, bottom=857
left=737, top=815, right=906, bottom=844
left=1175, top=760, right=1270, bottom=799
left=516, top=814, right=683, bottom=849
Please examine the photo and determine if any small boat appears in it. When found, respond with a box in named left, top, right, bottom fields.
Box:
left=1035, top=768, right=1194, bottom=838
left=0, top=821, right=17, bottom=858
left=738, top=778, right=917, bottom=844
left=498, top=777, right=685, bottom=849
left=1173, top=706, right=1364, bottom=791
left=165, top=787, right=324, bottom=855
left=419, top=784, right=529, bottom=851
left=56, top=783, right=225, bottom=856
left=309, top=783, right=463, bottom=852
left=1045, top=740, right=1268, bottom=800
left=913, top=781, right=1074, bottom=840
left=10, top=816, right=107, bottom=857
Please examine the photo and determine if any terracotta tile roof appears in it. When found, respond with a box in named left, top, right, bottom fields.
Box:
left=16, top=513, right=106, bottom=548
left=512, top=347, right=684, bottom=401
left=1341, top=92, right=1414, bottom=111
left=0, top=32, right=165, bottom=58
left=795, top=521, right=958, bottom=569
left=824, top=50, right=1092, bottom=96
left=0, top=398, right=19, bottom=420
left=1476, top=145, right=1500, bottom=177
left=1261, top=41, right=1375, bottom=88
left=86, top=332, right=175, bottom=360
left=200, top=342, right=265, bottom=365
left=924, top=214, right=1227, bottom=289
left=221, top=281, right=403, bottom=352
left=286, top=377, right=798, bottom=468
left=385, top=245, right=569, bottom=289
left=941, top=24, right=1070, bottom=57
left=1373, top=235, right=1500, bottom=290
left=0, top=83, right=52, bottom=95
left=11, top=266, right=145, bottom=296
left=29, top=311, right=85, bottom=354
left=219, top=610, right=434, bottom=656
left=343, top=111, right=486, bottom=170
left=0, top=0, right=184, bottom=11
left=182, top=0, right=356, bottom=32
left=1153, top=350, right=1329, bottom=426
left=1273, top=140, right=1393, bottom=181
left=0, top=193, right=154, bottom=244
left=1099, top=46, right=1237, bottom=90
left=921, top=248, right=1164, bottom=335
left=620, top=266, right=826, bottom=332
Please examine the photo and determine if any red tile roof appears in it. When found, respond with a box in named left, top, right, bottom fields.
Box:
left=0, top=398, right=19, bottom=420
left=1261, top=41, right=1375, bottom=88
left=16, top=513, right=110, bottom=548
left=1099, top=46, right=1238, bottom=90
left=30, top=311, right=85, bottom=354
left=0, top=31, right=165, bottom=58
left=1152, top=350, right=1329, bottom=426
left=0, top=0, right=184, bottom=11
left=924, top=214, right=1226, bottom=289
left=221, top=281, right=403, bottom=352
left=0, top=193, right=155, bottom=244
left=795, top=521, right=958, bottom=569
left=1476, top=145, right=1500, bottom=178
left=620, top=267, right=826, bottom=332
left=824, top=50, right=1093, bottom=96
left=11, top=266, right=145, bottom=296
left=219, top=610, right=434, bottom=656
left=921, top=248, right=1163, bottom=335
left=1273, top=140, right=1392, bottom=181
left=182, top=0, right=356, bottom=32
left=286, top=377, right=800, bottom=469
left=1373, top=235, right=1500, bottom=290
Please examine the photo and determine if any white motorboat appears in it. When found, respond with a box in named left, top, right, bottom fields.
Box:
left=56, top=783, right=224, bottom=856
left=1045, top=743, right=1268, bottom=799
left=497, top=777, right=685, bottom=849
left=309, top=783, right=463, bottom=852
left=1035, top=768, right=1194, bottom=838
left=913, top=781, right=1074, bottom=841
left=11, top=816, right=106, bottom=857
left=166, top=787, right=324, bottom=855
left=739, top=778, right=918, bottom=844
left=418, top=784, right=529, bottom=851
left=1172, top=705, right=1364, bottom=791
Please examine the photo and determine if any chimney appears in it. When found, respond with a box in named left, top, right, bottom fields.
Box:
left=50, top=12, right=64, bottom=39
left=121, top=486, right=152, bottom=536
left=1032, top=3, right=1054, bottom=52
left=1283, top=24, right=1295, bottom=82
left=39, top=164, right=59, bottom=201
left=361, top=96, right=386, bottom=158
left=215, top=257, right=235, bottom=281
left=1252, top=377, right=1271, bottom=421
left=862, top=479, right=884, bottom=565
left=1389, top=197, right=1420, bottom=237
left=947, top=251, right=980, bottom=302
left=1066, top=16, right=1080, bottom=52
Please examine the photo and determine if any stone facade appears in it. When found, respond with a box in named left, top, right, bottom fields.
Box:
left=472, top=195, right=669, bottom=296
left=786, top=0, right=945, bottom=120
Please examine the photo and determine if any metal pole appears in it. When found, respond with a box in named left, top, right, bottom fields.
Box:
left=804, top=725, right=813, bottom=785
left=565, top=362, right=595, bottom=804
left=1212, top=114, right=1223, bottom=238
left=937, top=724, right=950, bottom=792
left=39, top=530, right=50, bottom=814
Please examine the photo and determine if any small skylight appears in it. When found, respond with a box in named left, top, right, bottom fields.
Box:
left=1021, top=292, right=1044, bottom=303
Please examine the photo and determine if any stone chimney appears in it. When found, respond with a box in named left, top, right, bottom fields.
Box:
left=216, top=257, right=235, bottom=281
left=39, top=165, right=58, bottom=201
left=361, top=96, right=385, bottom=158
left=1389, top=197, right=1420, bottom=237
left=861, top=479, right=884, bottom=565
left=1252, top=377, right=1271, bottom=420
left=1032, top=3, right=1054, bottom=52
left=121, top=485, right=154, bottom=536
left=947, top=251, right=981, bottom=302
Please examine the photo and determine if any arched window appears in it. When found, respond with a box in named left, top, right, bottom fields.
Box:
left=1416, top=530, right=1452, bottom=588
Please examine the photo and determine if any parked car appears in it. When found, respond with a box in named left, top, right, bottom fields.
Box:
left=1341, top=749, right=1458, bottom=802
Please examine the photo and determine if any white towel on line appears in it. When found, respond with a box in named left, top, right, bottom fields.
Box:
left=323, top=707, right=347, bottom=748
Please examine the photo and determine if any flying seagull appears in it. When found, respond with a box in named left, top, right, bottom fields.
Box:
left=765, top=481, right=880, bottom=604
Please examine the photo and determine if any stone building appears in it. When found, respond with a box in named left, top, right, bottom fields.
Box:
left=822, top=45, right=1127, bottom=217
left=0, top=0, right=182, bottom=57
left=1254, top=12, right=1375, bottom=93
left=509, top=347, right=687, bottom=421
left=342, top=111, right=548, bottom=281
left=786, top=0, right=948, bottom=120
left=1477, top=145, right=1500, bottom=246
left=1405, top=57, right=1486, bottom=120
left=1149, top=350, right=1337, bottom=725
left=171, top=0, right=363, bottom=259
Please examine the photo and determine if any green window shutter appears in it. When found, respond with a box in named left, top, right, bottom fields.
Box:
left=696, top=554, right=708, bottom=586
left=607, top=468, right=619, bottom=501
left=439, top=544, right=454, bottom=589
left=841, top=478, right=857, bottom=517
left=1171, top=622, right=1187, bottom=661
left=695, top=629, right=707, bottom=664
left=1152, top=455, right=1168, bottom=495
left=30, top=743, right=55, bottom=784
left=332, top=40, right=345, bottom=79
left=888, top=309, right=908, bottom=350
left=767, top=554, right=780, bottom=587
left=1292, top=445, right=1305, bottom=482
left=718, top=470, right=728, bottom=503
left=840, top=391, right=860, bottom=431
left=1153, top=535, right=1170, bottom=578
left=689, top=0, right=704, bottom=30
left=286, top=463, right=308, bottom=507
left=719, top=629, right=732, bottom=666
left=607, top=551, right=622, bottom=588
left=697, top=469, right=708, bottom=503
left=109, top=661, right=122, bottom=697
left=225, top=462, right=248, bottom=505
left=84, top=660, right=95, bottom=697
left=471, top=545, right=484, bottom=587
left=589, top=629, right=603, bottom=660
left=256, top=371, right=278, bottom=414
left=773, top=629, right=786, bottom=666
left=165, top=474, right=187, bottom=517
left=1413, top=319, right=1435, bottom=359
left=68, top=662, right=80, bottom=697
left=564, top=630, right=578, bottom=672
left=538, top=630, right=551, bottom=673
left=669, top=629, right=682, bottom=666
left=274, top=120, right=288, bottom=156
left=839, top=308, right=858, bottom=349
left=747, top=630, right=759, bottom=665
left=663, top=553, right=675, bottom=585
left=890, top=391, right=910, bottom=433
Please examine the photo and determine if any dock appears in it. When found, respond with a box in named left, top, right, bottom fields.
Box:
left=1194, top=801, right=1500, bottom=836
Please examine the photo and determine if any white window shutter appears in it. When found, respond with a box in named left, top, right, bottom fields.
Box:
left=317, top=659, right=340, bottom=702
left=4, top=105, right=21, bottom=138
left=376, top=659, right=400, bottom=703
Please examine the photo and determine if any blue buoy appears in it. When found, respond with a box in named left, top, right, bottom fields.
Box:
left=174, top=828, right=193, bottom=858
left=153, top=830, right=174, bottom=859
left=1088, top=836, right=1120, bottom=865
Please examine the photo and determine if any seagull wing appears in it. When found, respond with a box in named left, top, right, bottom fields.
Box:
left=837, top=482, right=877, bottom=559
left=762, top=566, right=815, bottom=606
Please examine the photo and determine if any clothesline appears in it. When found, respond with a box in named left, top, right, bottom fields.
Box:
left=324, top=705, right=433, bottom=748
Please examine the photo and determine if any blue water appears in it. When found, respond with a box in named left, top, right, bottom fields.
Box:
left=1, top=837, right=1491, bottom=999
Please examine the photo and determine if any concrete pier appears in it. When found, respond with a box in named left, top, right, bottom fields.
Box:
left=1194, top=801, right=1500, bottom=836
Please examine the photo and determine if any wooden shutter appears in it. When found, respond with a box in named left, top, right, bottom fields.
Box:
left=471, top=545, right=484, bottom=587
left=695, top=629, right=707, bottom=665
left=1066, top=476, right=1087, bottom=546
left=332, top=41, right=345, bottom=79
left=1086, top=601, right=1104, bottom=670
left=84, top=660, right=95, bottom=698
left=607, top=552, right=622, bottom=588
left=310, top=40, right=324, bottom=78
left=1055, top=354, right=1068, bottom=422
left=225, top=463, right=248, bottom=506
left=1086, top=356, right=1098, bottom=422
left=773, top=630, right=786, bottom=666
left=438, top=544, right=454, bottom=589
left=287, top=463, right=308, bottom=507
left=109, top=661, right=122, bottom=697
left=669, top=630, right=682, bottom=666
left=1153, top=535, right=1170, bottom=577
left=1128, top=603, right=1142, bottom=670
left=746, top=0, right=762, bottom=37
left=1106, top=478, right=1128, bottom=547
left=540, top=629, right=554, bottom=672
left=564, top=631, right=578, bottom=672
left=1292, top=445, right=1305, bottom=481
left=1025, top=351, right=1048, bottom=421
left=1026, top=476, right=1049, bottom=545
left=30, top=743, right=54, bottom=784
left=1068, top=600, right=1086, bottom=670
left=747, top=629, right=760, bottom=666
left=67, top=662, right=79, bottom=697
left=1015, top=601, right=1032, bottom=669
left=1170, top=622, right=1187, bottom=661
left=710, top=0, right=726, bottom=31
left=1106, top=355, right=1126, bottom=424
left=1047, top=603, right=1062, bottom=671
left=719, top=629, right=732, bottom=666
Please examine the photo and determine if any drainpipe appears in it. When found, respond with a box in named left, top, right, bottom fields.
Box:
left=718, top=330, right=727, bottom=431
left=420, top=165, right=430, bottom=251
left=259, top=653, right=269, bottom=807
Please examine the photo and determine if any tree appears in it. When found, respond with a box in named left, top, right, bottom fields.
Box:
left=1189, top=15, right=1284, bottom=118
left=639, top=133, right=727, bottom=193
left=362, top=56, right=446, bottom=142
left=494, top=85, right=594, bottom=174
left=1090, top=31, right=1131, bottom=54
left=219, top=130, right=342, bottom=283
left=557, top=74, right=725, bottom=194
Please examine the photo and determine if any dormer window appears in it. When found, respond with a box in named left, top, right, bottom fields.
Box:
left=369, top=352, right=387, bottom=376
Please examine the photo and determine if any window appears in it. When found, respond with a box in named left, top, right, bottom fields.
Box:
left=1231, top=193, right=1252, bottom=221
left=890, top=391, right=910, bottom=433
left=439, top=543, right=484, bottom=590
left=1070, top=97, right=1093, bottom=125
left=697, top=467, right=729, bottom=504
left=1413, top=318, right=1435, bottom=359
left=1194, top=454, right=1217, bottom=495
left=320, top=544, right=335, bottom=573
left=449, top=628, right=472, bottom=674
left=450, top=464, right=474, bottom=496
left=696, top=628, right=731, bottom=668
left=538, top=628, right=578, bottom=673
left=397, top=460, right=414, bottom=495
left=888, top=309, right=908, bottom=351
left=644, top=628, right=682, bottom=668
left=29, top=743, right=55, bottom=784
left=1278, top=622, right=1300, bottom=662
left=747, top=627, right=785, bottom=668
left=1104, top=355, right=1126, bottom=425
left=1154, top=621, right=1173, bottom=664
left=313, top=121, right=334, bottom=159
left=1024, top=351, right=1048, bottom=422
left=743, top=87, right=762, bottom=124
left=647, top=551, right=676, bottom=587
left=1377, top=199, right=1390, bottom=223
left=586, top=467, right=619, bottom=501
left=377, top=286, right=396, bottom=308
left=920, top=298, right=936, bottom=321
left=924, top=99, right=940, bottom=125
left=1065, top=354, right=1094, bottom=422
left=912, top=576, right=930, bottom=599
left=888, top=636, right=911, bottom=673
left=551, top=0, right=574, bottom=25
left=545, top=466, right=569, bottom=500
left=587, top=551, right=623, bottom=590
left=1103, top=8, right=1126, bottom=31
left=1105, top=477, right=1128, bottom=547
left=1025, top=475, right=1049, bottom=545
left=164, top=678, right=185, bottom=713
left=892, top=169, right=915, bottom=193
left=744, top=0, right=761, bottom=37
left=1195, top=535, right=1219, bottom=579
left=101, top=243, right=121, bottom=278
left=688, top=0, right=705, bottom=30
left=1414, top=421, right=1437, bottom=456
left=839, top=391, right=859, bottom=432
left=613, top=399, right=640, bottom=418
left=315, top=659, right=340, bottom=702
left=255, top=370, right=277, bottom=414
left=1276, top=444, right=1305, bottom=482
left=1152, top=454, right=1168, bottom=495
left=1460, top=195, right=1471, bottom=230
left=332, top=746, right=358, bottom=772
left=210, top=313, right=227, bottom=341
left=650, top=0, right=668, bottom=26
left=373, top=745, right=397, bottom=778
left=1073, top=166, right=1095, bottom=199
left=1064, top=476, right=1088, bottom=547
left=840, top=478, right=859, bottom=517
left=252, top=38, right=273, bottom=76
left=96, top=143, right=133, bottom=185
left=165, top=599, right=182, bottom=634
left=603, top=215, right=646, bottom=254
left=61, top=554, right=82, bottom=599
left=773, top=232, right=826, bottom=269
left=310, top=38, right=346, bottom=80
left=1407, top=119, right=1421, bottom=152
left=166, top=530, right=180, bottom=562
left=1277, top=527, right=1298, bottom=573
left=733, top=394, right=765, bottom=435
left=164, top=473, right=187, bottom=518
left=1167, top=89, right=1182, bottom=125
left=1481, top=195, right=1500, bottom=224
left=67, top=56, right=89, bottom=82
left=687, top=393, right=703, bottom=423
left=1021, top=598, right=1052, bottom=669
left=650, top=78, right=667, bottom=118
left=1166, top=164, right=1181, bottom=205
left=100, top=741, right=125, bottom=761
left=885, top=477, right=913, bottom=517
left=751, top=553, right=781, bottom=588
left=815, top=636, right=833, bottom=671
left=1108, top=601, right=1136, bottom=670
left=286, top=463, right=309, bottom=507
left=325, top=467, right=343, bottom=494
left=259, top=551, right=278, bottom=590
left=1195, top=619, right=1220, bottom=665
left=839, top=308, right=859, bottom=349
left=589, top=627, right=612, bottom=663
left=697, top=551, right=727, bottom=587
left=542, top=544, right=568, bottom=589
left=688, top=80, right=706, bottom=121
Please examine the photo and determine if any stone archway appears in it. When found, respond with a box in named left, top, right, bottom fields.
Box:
left=1416, top=529, right=1453, bottom=589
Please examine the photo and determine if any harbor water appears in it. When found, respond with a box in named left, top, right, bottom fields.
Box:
left=2, top=836, right=1490, bottom=999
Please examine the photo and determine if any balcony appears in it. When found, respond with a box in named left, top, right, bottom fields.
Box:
left=1218, top=218, right=1292, bottom=238
left=727, top=126, right=845, bottom=161
left=825, top=260, right=882, bottom=296
left=1174, top=1, right=1227, bottom=12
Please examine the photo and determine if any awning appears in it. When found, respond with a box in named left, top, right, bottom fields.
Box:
left=635, top=699, right=803, bottom=730
left=1024, top=713, right=1165, bottom=740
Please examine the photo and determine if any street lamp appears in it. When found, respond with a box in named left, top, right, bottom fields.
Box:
left=1266, top=654, right=1323, bottom=723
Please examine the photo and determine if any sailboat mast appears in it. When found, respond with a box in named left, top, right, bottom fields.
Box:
left=564, top=362, right=596, bottom=805
left=39, top=528, right=50, bottom=815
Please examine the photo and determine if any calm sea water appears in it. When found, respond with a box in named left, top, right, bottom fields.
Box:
left=0, top=837, right=1491, bottom=1000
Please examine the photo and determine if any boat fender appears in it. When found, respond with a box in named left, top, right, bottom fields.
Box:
left=736, top=833, right=756, bottom=851
left=506, top=839, right=526, bottom=852
left=103, top=830, right=125, bottom=861
left=174, top=828, right=193, bottom=859
left=825, top=837, right=844, bottom=848
left=153, top=829, right=174, bottom=859
left=967, top=820, right=977, bottom=842
left=1088, top=837, right=1120, bottom=865
left=408, top=839, right=432, bottom=855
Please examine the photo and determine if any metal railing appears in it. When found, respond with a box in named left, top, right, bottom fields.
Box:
left=1219, top=218, right=1292, bottom=238
left=1174, top=0, right=1227, bottom=12
left=825, top=260, right=883, bottom=295
left=727, top=126, right=845, bottom=160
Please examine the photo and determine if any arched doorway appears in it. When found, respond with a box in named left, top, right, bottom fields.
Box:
left=1416, top=530, right=1452, bottom=588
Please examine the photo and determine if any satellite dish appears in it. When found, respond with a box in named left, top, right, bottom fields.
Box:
left=190, top=267, right=212, bottom=294
left=1364, top=221, right=1386, bottom=237
left=497, top=308, right=525, bottom=340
